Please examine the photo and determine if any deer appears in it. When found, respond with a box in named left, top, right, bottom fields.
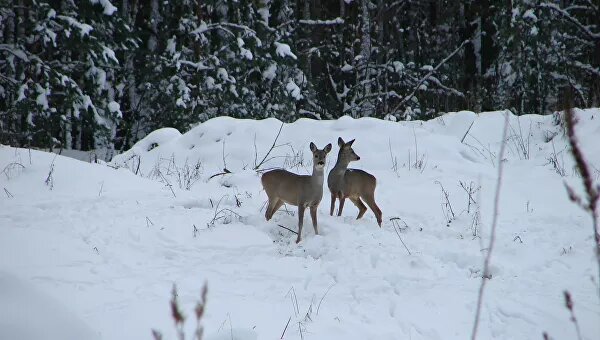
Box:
left=261, top=142, right=333, bottom=243
left=327, top=137, right=382, bottom=227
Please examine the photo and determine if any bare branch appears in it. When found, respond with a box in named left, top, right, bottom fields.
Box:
left=208, top=168, right=232, bottom=180
left=461, top=121, right=475, bottom=143
left=4, top=188, right=14, bottom=198
left=390, top=217, right=412, bottom=255
left=277, top=224, right=298, bottom=235
left=254, top=122, right=284, bottom=170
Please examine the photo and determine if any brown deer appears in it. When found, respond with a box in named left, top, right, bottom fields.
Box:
left=328, top=137, right=382, bottom=226
left=261, top=142, right=332, bottom=243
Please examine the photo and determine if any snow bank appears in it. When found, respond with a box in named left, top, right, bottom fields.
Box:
left=112, top=109, right=600, bottom=178
left=0, top=272, right=97, bottom=340
left=114, top=127, right=182, bottom=164
left=2, top=108, right=599, bottom=340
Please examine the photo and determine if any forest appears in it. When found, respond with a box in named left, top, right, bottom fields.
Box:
left=1, top=0, right=599, bottom=155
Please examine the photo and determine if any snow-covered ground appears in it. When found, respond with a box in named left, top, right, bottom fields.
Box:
left=1, top=109, right=599, bottom=340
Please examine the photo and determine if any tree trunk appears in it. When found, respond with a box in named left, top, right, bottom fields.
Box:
left=480, top=0, right=497, bottom=111
left=359, top=0, right=373, bottom=116
left=461, top=0, right=478, bottom=110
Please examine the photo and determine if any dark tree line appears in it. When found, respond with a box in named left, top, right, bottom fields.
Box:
left=1, top=0, right=599, bottom=154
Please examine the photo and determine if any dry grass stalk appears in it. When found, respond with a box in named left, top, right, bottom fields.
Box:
left=563, top=106, right=600, bottom=296
left=471, top=111, right=509, bottom=340
left=153, top=282, right=208, bottom=340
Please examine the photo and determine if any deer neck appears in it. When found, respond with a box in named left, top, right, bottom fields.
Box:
left=311, top=166, right=325, bottom=184
left=332, top=159, right=350, bottom=173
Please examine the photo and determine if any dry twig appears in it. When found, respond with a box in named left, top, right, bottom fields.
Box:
left=277, top=224, right=298, bottom=235
left=254, top=122, right=284, bottom=170
left=390, top=217, right=412, bottom=255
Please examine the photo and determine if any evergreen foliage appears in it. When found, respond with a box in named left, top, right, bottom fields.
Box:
left=1, top=0, right=598, bottom=151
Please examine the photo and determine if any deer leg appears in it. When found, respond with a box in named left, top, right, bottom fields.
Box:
left=269, top=199, right=285, bottom=219
left=310, top=205, right=319, bottom=235
left=337, top=194, right=346, bottom=216
left=265, top=197, right=277, bottom=220
left=363, top=193, right=383, bottom=227
left=329, top=193, right=336, bottom=216
left=296, top=205, right=305, bottom=243
left=349, top=196, right=368, bottom=220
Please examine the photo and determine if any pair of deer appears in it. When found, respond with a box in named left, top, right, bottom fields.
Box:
left=261, top=137, right=383, bottom=243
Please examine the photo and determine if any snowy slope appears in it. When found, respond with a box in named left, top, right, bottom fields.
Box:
left=1, top=109, right=599, bottom=340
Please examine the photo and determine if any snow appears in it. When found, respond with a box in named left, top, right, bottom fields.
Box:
left=384, top=114, right=397, bottom=122
left=108, top=101, right=122, bottom=119
left=274, top=42, right=297, bottom=60
left=87, top=66, right=107, bottom=91
left=16, top=83, right=27, bottom=101
left=26, top=112, right=34, bottom=126
left=58, top=15, right=93, bottom=37
left=285, top=79, right=303, bottom=100
left=0, top=272, right=97, bottom=340
left=166, top=36, right=177, bottom=55
left=42, top=27, right=57, bottom=46
left=217, top=68, right=230, bottom=82
left=205, top=76, right=222, bottom=91
left=175, top=97, right=186, bottom=108
left=298, top=18, right=344, bottom=25
left=393, top=61, right=405, bottom=73
left=2, top=109, right=600, bottom=340
left=35, top=84, right=49, bottom=110
left=116, top=127, right=182, bottom=157
left=262, top=63, right=277, bottom=81
left=341, top=63, right=353, bottom=72
left=237, top=38, right=253, bottom=60
left=257, top=7, right=270, bottom=25
left=538, top=2, right=600, bottom=39
left=523, top=9, right=537, bottom=21
left=101, top=46, right=119, bottom=64
left=90, top=0, right=118, bottom=15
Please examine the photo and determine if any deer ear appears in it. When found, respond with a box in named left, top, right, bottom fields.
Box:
left=347, top=139, right=355, bottom=146
left=324, top=143, right=332, bottom=153
left=337, top=137, right=345, bottom=147
left=309, top=142, right=317, bottom=152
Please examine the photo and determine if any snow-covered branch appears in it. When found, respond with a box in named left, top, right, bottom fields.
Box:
left=191, top=22, right=257, bottom=37
left=580, top=0, right=599, bottom=12
left=539, top=2, right=600, bottom=40
left=298, top=18, right=344, bottom=25
left=572, top=61, right=600, bottom=77
left=427, top=75, right=465, bottom=98
left=0, top=73, right=18, bottom=86
left=277, top=17, right=344, bottom=29
left=0, top=44, right=29, bottom=62
left=391, top=39, right=470, bottom=113
left=178, top=60, right=212, bottom=71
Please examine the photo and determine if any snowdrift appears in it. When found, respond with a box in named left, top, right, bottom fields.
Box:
left=1, top=109, right=599, bottom=340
